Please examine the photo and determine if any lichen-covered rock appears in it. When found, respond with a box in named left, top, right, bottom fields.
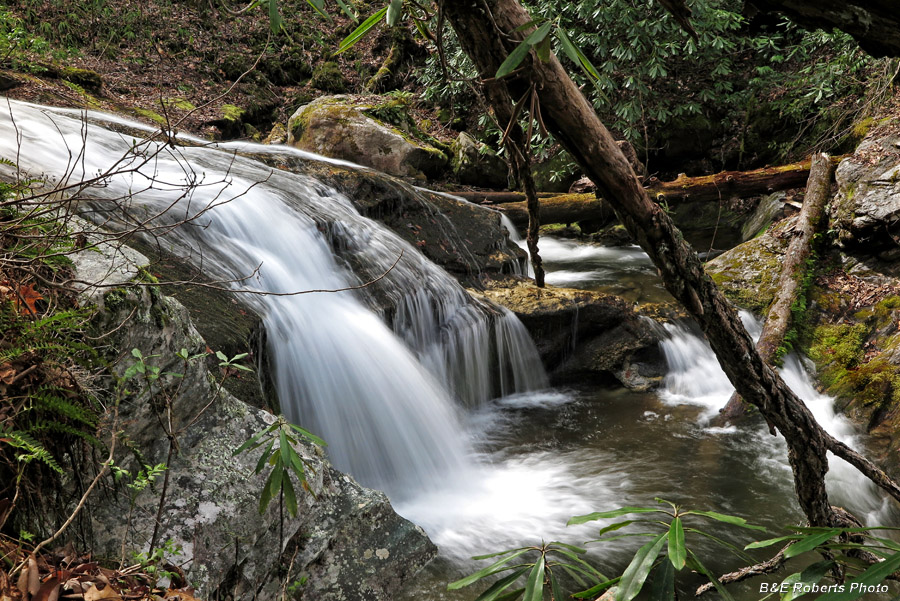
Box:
left=830, top=135, right=900, bottom=254
left=264, top=122, right=287, bottom=145
left=69, top=238, right=436, bottom=601
left=450, top=132, right=508, bottom=188
left=287, top=95, right=448, bottom=179
left=476, top=278, right=664, bottom=389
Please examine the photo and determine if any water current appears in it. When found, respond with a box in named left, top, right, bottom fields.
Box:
left=1, top=100, right=896, bottom=599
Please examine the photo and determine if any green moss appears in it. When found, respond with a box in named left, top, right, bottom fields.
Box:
left=807, top=322, right=867, bottom=389
left=58, top=66, right=102, bottom=90
left=163, top=97, right=196, bottom=111
left=310, top=61, right=348, bottom=93
left=222, top=104, right=244, bottom=122
left=60, top=80, right=102, bottom=108
left=851, top=116, right=875, bottom=142
left=103, top=288, right=133, bottom=313
left=132, top=107, right=168, bottom=126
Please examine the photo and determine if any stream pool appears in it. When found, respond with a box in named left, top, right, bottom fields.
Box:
left=397, top=233, right=900, bottom=601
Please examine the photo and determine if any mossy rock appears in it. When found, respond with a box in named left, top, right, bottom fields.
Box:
left=286, top=95, right=448, bottom=179
left=310, top=61, right=348, bottom=93
left=705, top=217, right=793, bottom=314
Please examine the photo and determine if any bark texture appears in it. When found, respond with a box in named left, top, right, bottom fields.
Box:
left=443, top=0, right=842, bottom=526
left=719, top=153, right=835, bottom=421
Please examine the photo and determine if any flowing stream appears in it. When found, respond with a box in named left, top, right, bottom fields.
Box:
left=1, top=101, right=896, bottom=599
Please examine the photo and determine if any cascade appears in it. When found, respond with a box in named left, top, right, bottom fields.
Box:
left=0, top=100, right=546, bottom=498
left=660, top=316, right=894, bottom=524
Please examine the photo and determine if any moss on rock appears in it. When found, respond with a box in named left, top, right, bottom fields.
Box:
left=310, top=61, right=348, bottom=93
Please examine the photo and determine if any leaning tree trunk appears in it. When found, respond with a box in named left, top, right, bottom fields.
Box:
left=442, top=0, right=838, bottom=526
left=719, top=153, right=835, bottom=422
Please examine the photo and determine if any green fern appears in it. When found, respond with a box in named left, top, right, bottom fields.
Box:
left=30, top=387, right=98, bottom=426
left=0, top=427, right=64, bottom=474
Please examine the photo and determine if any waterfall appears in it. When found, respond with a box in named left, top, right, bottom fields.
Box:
left=0, top=100, right=546, bottom=498
left=660, top=315, right=895, bottom=525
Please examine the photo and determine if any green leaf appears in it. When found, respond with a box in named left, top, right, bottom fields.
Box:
left=649, top=559, right=675, bottom=601
left=686, top=551, right=735, bottom=601
left=254, top=440, right=275, bottom=473
left=568, top=507, right=659, bottom=525
left=473, top=568, right=529, bottom=601
left=779, top=560, right=833, bottom=601
left=386, top=0, right=403, bottom=27
left=304, top=0, right=330, bottom=20
left=495, top=588, right=525, bottom=601
left=535, top=35, right=551, bottom=62
left=495, top=39, right=531, bottom=79
left=337, top=6, right=388, bottom=54
left=215, top=350, right=228, bottom=362
left=556, top=27, right=580, bottom=66
left=573, top=577, right=619, bottom=599
left=524, top=21, right=552, bottom=46
left=512, top=18, right=543, bottom=33
left=523, top=555, right=545, bottom=601
left=549, top=570, right=563, bottom=601
left=269, top=456, right=284, bottom=501
left=560, top=565, right=589, bottom=589
left=548, top=541, right=586, bottom=554
left=282, top=469, right=298, bottom=517
left=685, top=528, right=756, bottom=564
left=817, top=551, right=900, bottom=601
left=288, top=422, right=327, bottom=446
left=687, top=511, right=767, bottom=531
left=131, top=348, right=143, bottom=359
left=449, top=549, right=532, bottom=590
left=333, top=0, right=357, bottom=21
left=667, top=517, right=686, bottom=570
left=472, top=548, right=530, bottom=561
left=234, top=428, right=268, bottom=456
left=259, top=468, right=275, bottom=514
left=745, top=534, right=801, bottom=550
left=783, top=529, right=841, bottom=558
left=616, top=532, right=666, bottom=601
left=547, top=548, right=605, bottom=580
left=231, top=352, right=249, bottom=361
left=269, top=0, right=284, bottom=33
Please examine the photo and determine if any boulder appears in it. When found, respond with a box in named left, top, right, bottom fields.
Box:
left=830, top=135, right=900, bottom=254
left=68, top=236, right=436, bottom=601
left=287, top=96, right=448, bottom=180
left=476, top=278, right=665, bottom=389
left=705, top=216, right=794, bottom=314
left=246, top=150, right=526, bottom=283
left=450, top=132, right=508, bottom=188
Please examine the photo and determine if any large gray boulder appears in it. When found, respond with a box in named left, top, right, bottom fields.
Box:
left=287, top=95, right=448, bottom=180
left=830, top=135, right=900, bottom=254
left=69, top=237, right=436, bottom=601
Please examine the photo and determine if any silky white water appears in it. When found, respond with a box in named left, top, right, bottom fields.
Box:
left=4, top=101, right=897, bottom=599
left=0, top=100, right=546, bottom=500
left=660, top=316, right=895, bottom=526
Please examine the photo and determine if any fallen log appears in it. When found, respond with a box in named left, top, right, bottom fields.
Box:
left=718, top=153, right=835, bottom=423
left=451, top=190, right=558, bottom=203
left=485, top=156, right=842, bottom=227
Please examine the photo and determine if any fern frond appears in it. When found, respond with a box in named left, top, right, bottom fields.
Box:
left=0, top=427, right=63, bottom=473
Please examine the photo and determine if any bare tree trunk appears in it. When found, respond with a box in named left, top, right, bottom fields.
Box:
left=719, top=153, right=835, bottom=422
left=442, top=0, right=844, bottom=526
